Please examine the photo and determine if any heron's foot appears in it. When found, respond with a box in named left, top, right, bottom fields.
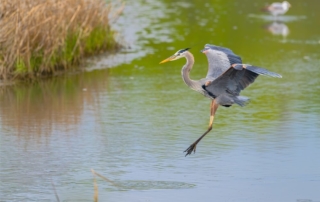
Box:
left=184, top=143, right=197, bottom=156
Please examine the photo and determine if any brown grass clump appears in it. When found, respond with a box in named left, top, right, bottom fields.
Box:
left=0, top=0, right=123, bottom=80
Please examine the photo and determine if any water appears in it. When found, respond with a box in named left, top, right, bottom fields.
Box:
left=1, top=0, right=320, bottom=201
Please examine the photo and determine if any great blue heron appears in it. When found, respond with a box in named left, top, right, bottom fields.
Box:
left=262, top=1, right=291, bottom=18
left=160, top=44, right=282, bottom=156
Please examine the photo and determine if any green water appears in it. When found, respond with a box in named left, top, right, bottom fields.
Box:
left=1, top=0, right=320, bottom=201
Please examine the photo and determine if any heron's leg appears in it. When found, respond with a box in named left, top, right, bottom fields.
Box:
left=184, top=100, right=219, bottom=156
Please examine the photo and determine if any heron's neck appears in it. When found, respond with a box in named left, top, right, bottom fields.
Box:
left=181, top=52, right=197, bottom=89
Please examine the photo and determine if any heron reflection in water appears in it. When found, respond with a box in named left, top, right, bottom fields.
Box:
left=160, top=44, right=282, bottom=156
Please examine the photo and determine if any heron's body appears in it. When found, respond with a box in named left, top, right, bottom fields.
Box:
left=262, top=1, right=291, bottom=17
left=160, top=44, right=282, bottom=156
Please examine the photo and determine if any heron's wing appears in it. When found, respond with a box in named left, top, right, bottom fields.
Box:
left=203, top=44, right=242, bottom=80
left=203, top=64, right=282, bottom=97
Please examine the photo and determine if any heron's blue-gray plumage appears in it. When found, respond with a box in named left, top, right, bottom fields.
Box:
left=159, top=44, right=282, bottom=156
left=204, top=65, right=259, bottom=96
left=245, top=65, right=282, bottom=78
left=164, top=44, right=282, bottom=107
left=203, top=44, right=242, bottom=80
left=202, top=64, right=282, bottom=106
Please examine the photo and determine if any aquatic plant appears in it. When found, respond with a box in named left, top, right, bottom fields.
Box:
left=0, top=0, right=124, bottom=80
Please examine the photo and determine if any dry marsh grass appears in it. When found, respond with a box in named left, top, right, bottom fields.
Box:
left=0, top=0, right=124, bottom=80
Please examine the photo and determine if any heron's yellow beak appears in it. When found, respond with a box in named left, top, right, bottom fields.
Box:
left=159, top=56, right=176, bottom=64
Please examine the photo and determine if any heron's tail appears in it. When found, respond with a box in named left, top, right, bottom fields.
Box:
left=234, top=96, right=250, bottom=107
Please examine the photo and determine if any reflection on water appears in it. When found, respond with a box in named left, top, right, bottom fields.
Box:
left=0, top=71, right=109, bottom=137
left=249, top=13, right=301, bottom=43
left=264, top=21, right=289, bottom=43
left=1, top=0, right=320, bottom=202
left=264, top=21, right=289, bottom=37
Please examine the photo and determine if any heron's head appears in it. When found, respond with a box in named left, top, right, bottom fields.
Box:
left=159, top=48, right=190, bottom=64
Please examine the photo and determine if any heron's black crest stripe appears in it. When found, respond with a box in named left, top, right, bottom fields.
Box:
left=178, top=48, right=190, bottom=54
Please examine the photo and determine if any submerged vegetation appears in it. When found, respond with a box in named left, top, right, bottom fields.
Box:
left=0, top=0, right=123, bottom=80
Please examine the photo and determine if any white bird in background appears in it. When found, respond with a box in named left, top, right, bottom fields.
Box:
left=262, top=1, right=291, bottom=19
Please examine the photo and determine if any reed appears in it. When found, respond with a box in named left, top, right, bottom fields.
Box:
left=92, top=169, right=99, bottom=202
left=0, top=0, right=123, bottom=80
left=91, top=169, right=121, bottom=201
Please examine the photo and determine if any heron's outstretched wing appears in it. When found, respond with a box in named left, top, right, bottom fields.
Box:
left=203, top=44, right=242, bottom=80
left=203, top=64, right=282, bottom=97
